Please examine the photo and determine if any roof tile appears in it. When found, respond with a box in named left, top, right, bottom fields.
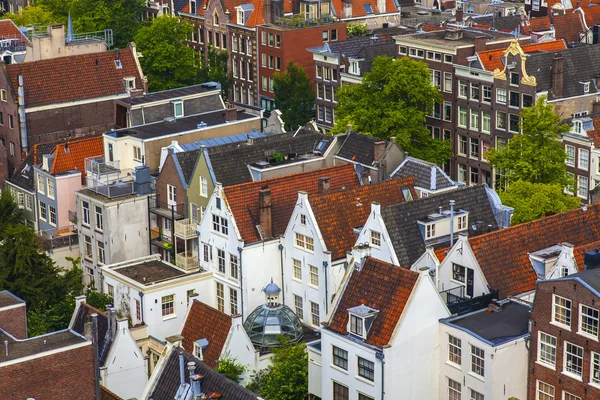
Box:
left=50, top=136, right=104, bottom=182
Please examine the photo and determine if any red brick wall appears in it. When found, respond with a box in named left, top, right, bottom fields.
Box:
left=529, top=279, right=600, bottom=400
left=0, top=67, right=22, bottom=178
left=156, top=152, right=187, bottom=216
left=0, top=304, right=27, bottom=339
left=0, top=343, right=96, bottom=399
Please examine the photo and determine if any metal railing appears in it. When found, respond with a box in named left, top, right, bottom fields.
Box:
left=38, top=224, right=79, bottom=253
left=274, top=14, right=337, bottom=28
left=149, top=194, right=186, bottom=218
left=30, top=26, right=113, bottom=48
left=85, top=156, right=136, bottom=198
left=440, top=287, right=500, bottom=315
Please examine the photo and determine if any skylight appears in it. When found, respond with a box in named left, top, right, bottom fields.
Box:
left=363, top=4, right=374, bottom=14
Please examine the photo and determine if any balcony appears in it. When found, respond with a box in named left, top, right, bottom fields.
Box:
left=175, top=218, right=198, bottom=239
left=85, top=157, right=136, bottom=198
left=149, top=194, right=185, bottom=220
left=274, top=14, right=336, bottom=28
left=176, top=251, right=199, bottom=271
left=150, top=227, right=174, bottom=253
left=440, top=286, right=500, bottom=315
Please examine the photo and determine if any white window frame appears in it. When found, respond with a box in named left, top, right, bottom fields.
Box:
left=47, top=178, right=55, bottom=200
left=294, top=294, right=303, bottom=317
left=173, top=101, right=184, bottom=118
left=200, top=176, right=208, bottom=197
left=552, top=294, right=571, bottom=328
left=310, top=301, right=319, bottom=327
left=578, top=148, right=590, bottom=171
left=563, top=341, right=584, bottom=378
left=538, top=331, right=557, bottom=368
left=536, top=380, right=554, bottom=400
left=470, top=345, right=485, bottom=378
left=309, top=265, right=319, bottom=287
left=292, top=258, right=302, bottom=281
left=370, top=230, right=381, bottom=247
left=448, top=334, right=461, bottom=366
left=579, top=304, right=599, bottom=338
left=295, top=232, right=314, bottom=252
left=161, top=294, right=175, bottom=318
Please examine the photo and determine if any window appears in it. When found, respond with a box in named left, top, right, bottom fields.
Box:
left=459, top=135, right=467, bottom=155
left=470, top=138, right=479, bottom=158
left=16, top=192, right=23, bottom=208
left=216, top=282, right=224, bottom=312
left=49, top=205, right=56, bottom=226
left=563, top=393, right=581, bottom=400
left=458, top=81, right=467, bottom=98
left=84, top=235, right=92, bottom=259
left=496, top=88, right=507, bottom=104
left=350, top=314, right=363, bottom=336
left=443, top=102, right=452, bottom=122
left=47, top=179, right=55, bottom=199
left=357, top=357, right=375, bottom=381
left=93, top=206, right=103, bottom=231
left=203, top=243, right=212, bottom=263
left=444, top=72, right=452, bottom=93
left=295, top=233, right=314, bottom=251
left=358, top=394, right=374, bottom=400
left=332, top=346, right=348, bottom=370
left=107, top=284, right=114, bottom=298
left=37, top=174, right=45, bottom=195
left=132, top=145, right=142, bottom=162
left=370, top=230, right=381, bottom=247
left=471, top=345, right=484, bottom=377
left=309, top=265, right=319, bottom=287
left=496, top=111, right=507, bottom=130
left=458, top=164, right=466, bottom=183
left=161, top=295, right=175, bottom=317
left=200, top=176, right=208, bottom=197
left=426, top=224, right=435, bottom=239
left=230, top=288, right=238, bottom=315
left=261, top=31, right=266, bottom=45
left=448, top=378, right=461, bottom=400
left=173, top=101, right=184, bottom=118
left=482, top=111, right=491, bottom=133
left=294, top=294, right=303, bottom=317
left=523, top=94, right=534, bottom=107
left=167, top=184, right=176, bottom=205
left=9, top=142, right=13, bottom=156
left=39, top=200, right=47, bottom=221
left=97, top=241, right=105, bottom=264
left=448, top=335, right=461, bottom=365
left=228, top=254, right=239, bottom=280
left=483, top=85, right=492, bottom=102
left=536, top=381, right=554, bottom=400
left=566, top=145, right=575, bottom=166
left=293, top=259, right=302, bottom=280
left=275, top=34, right=280, bottom=48
left=579, top=175, right=589, bottom=199
left=399, top=46, right=407, bottom=54
left=470, top=168, right=479, bottom=185
left=268, top=33, right=274, bottom=46
left=310, top=301, right=319, bottom=326
left=470, top=84, right=480, bottom=101
left=135, top=299, right=141, bottom=321
left=191, top=203, right=199, bottom=224
left=430, top=70, right=441, bottom=89
left=333, top=382, right=349, bottom=400
left=510, top=72, right=519, bottom=85
left=212, top=215, right=228, bottom=235
left=445, top=54, right=453, bottom=63
left=322, top=30, right=329, bottom=42
left=564, top=342, right=583, bottom=377
left=592, top=352, right=600, bottom=384
left=26, top=195, right=32, bottom=211
left=458, top=107, right=467, bottom=127
left=509, top=114, right=519, bottom=133
left=580, top=304, right=599, bottom=337
left=470, top=110, right=479, bottom=130
left=579, top=149, right=590, bottom=170
left=1, top=89, right=6, bottom=101
left=509, top=91, right=520, bottom=108
left=470, top=389, right=484, bottom=400
left=458, top=215, right=467, bottom=230
left=217, top=249, right=226, bottom=274
left=247, top=39, right=252, bottom=54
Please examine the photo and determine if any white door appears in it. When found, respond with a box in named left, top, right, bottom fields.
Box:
left=167, top=184, right=176, bottom=208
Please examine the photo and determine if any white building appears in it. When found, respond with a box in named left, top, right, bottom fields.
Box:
left=100, top=255, right=213, bottom=342
left=312, top=255, right=450, bottom=400
left=438, top=299, right=531, bottom=400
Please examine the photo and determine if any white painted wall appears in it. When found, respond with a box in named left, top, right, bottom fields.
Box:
left=384, top=276, right=450, bottom=400
left=221, top=315, right=264, bottom=384
left=308, top=344, right=322, bottom=398
left=439, top=323, right=528, bottom=400
left=102, top=318, right=148, bottom=399
left=354, top=204, right=399, bottom=266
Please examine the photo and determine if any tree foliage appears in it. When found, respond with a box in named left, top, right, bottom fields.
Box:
left=246, top=336, right=308, bottom=400
left=499, top=180, right=581, bottom=224
left=347, top=23, right=368, bottom=37
left=332, top=56, right=452, bottom=164
left=134, top=15, right=199, bottom=92
left=486, top=96, right=570, bottom=188
left=0, top=194, right=84, bottom=336
left=4, top=6, right=60, bottom=27
left=215, top=355, right=247, bottom=384
left=86, top=288, right=114, bottom=311
left=199, top=45, right=233, bottom=99
left=274, top=61, right=315, bottom=131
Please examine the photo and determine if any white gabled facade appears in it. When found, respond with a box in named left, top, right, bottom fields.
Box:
left=317, top=263, right=450, bottom=400
left=197, top=183, right=281, bottom=319
left=354, top=203, right=400, bottom=266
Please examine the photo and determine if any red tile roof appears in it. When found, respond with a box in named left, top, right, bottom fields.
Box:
left=574, top=240, right=600, bottom=271
left=421, top=24, right=445, bottom=32
left=477, top=40, right=566, bottom=72
left=578, top=5, right=600, bottom=28
left=522, top=16, right=552, bottom=34
left=327, top=257, right=419, bottom=348
left=224, top=164, right=361, bottom=244
left=6, top=48, right=143, bottom=108
left=468, top=205, right=600, bottom=298
left=435, top=247, right=449, bottom=263
left=0, top=19, right=30, bottom=44
left=181, top=300, right=232, bottom=368
left=309, top=177, right=416, bottom=260
left=331, top=0, right=398, bottom=18
left=50, top=136, right=104, bottom=183
left=552, top=13, right=585, bottom=43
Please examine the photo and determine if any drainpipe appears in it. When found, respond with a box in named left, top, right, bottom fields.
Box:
left=278, top=243, right=285, bottom=305
left=91, top=313, right=101, bottom=400
left=147, top=196, right=152, bottom=254
left=323, top=260, right=329, bottom=314
left=18, top=75, right=28, bottom=153
left=449, top=200, right=455, bottom=247
left=376, top=350, right=385, bottom=400
left=238, top=246, right=245, bottom=320
left=139, top=291, right=145, bottom=323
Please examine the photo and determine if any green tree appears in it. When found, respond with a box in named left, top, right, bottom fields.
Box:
left=4, top=6, right=60, bottom=27
left=0, top=190, right=24, bottom=237
left=274, top=61, right=315, bottom=131
left=499, top=180, right=581, bottom=224
left=332, top=56, right=452, bottom=164
left=347, top=23, right=368, bottom=37
left=198, top=45, right=232, bottom=99
left=246, top=336, right=308, bottom=400
left=215, top=355, right=247, bottom=383
left=86, top=287, right=114, bottom=311
left=134, top=15, right=199, bottom=92
left=486, top=96, right=570, bottom=188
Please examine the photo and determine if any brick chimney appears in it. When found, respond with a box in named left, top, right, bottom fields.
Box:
left=456, top=7, right=464, bottom=24
left=225, top=104, right=237, bottom=122
left=264, top=0, right=272, bottom=24
left=318, top=177, right=330, bottom=194
left=552, top=53, right=564, bottom=98
left=374, top=141, right=386, bottom=162
left=259, top=188, right=272, bottom=239
left=593, top=99, right=600, bottom=115
left=474, top=35, right=486, bottom=53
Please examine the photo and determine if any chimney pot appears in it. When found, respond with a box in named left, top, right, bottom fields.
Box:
left=259, top=188, right=273, bottom=239
left=552, top=53, right=565, bottom=98
left=373, top=141, right=386, bottom=162
left=318, top=176, right=331, bottom=194
left=225, top=105, right=237, bottom=122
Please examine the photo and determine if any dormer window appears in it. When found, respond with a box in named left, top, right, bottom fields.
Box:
left=347, top=305, right=379, bottom=340
left=582, top=81, right=591, bottom=94
left=190, top=0, right=197, bottom=13
left=173, top=101, right=184, bottom=118
left=237, top=8, right=245, bottom=24
left=350, top=61, right=360, bottom=75
left=426, top=223, right=435, bottom=239
left=193, top=338, right=208, bottom=360
left=123, top=77, right=136, bottom=91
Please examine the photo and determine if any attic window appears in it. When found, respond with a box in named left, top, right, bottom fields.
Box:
left=216, top=197, right=222, bottom=210
left=237, top=8, right=245, bottom=24
left=114, top=59, right=122, bottom=69
left=193, top=338, right=209, bottom=360
left=582, top=81, right=591, bottom=94
left=363, top=4, right=374, bottom=14
left=123, top=77, right=136, bottom=91
left=190, top=0, right=197, bottom=13
left=173, top=101, right=184, bottom=118
left=347, top=305, right=378, bottom=340
left=1, top=89, right=6, bottom=102
left=401, top=187, right=413, bottom=201
left=426, top=223, right=436, bottom=239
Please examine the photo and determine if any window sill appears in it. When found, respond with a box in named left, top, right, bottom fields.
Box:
left=445, top=361, right=462, bottom=371
left=162, top=314, right=177, bottom=321
left=330, top=364, right=349, bottom=375
left=468, top=371, right=485, bottom=382
left=550, top=321, right=571, bottom=331
left=589, top=381, right=600, bottom=390
left=577, top=331, right=599, bottom=341
left=562, top=371, right=583, bottom=382
left=535, top=360, right=556, bottom=371
left=355, top=375, right=375, bottom=386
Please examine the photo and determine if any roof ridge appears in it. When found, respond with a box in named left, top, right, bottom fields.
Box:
left=311, top=175, right=414, bottom=203
left=191, top=298, right=231, bottom=319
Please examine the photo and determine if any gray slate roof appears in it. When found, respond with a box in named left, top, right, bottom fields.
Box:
left=358, top=39, right=397, bottom=74
left=0, top=329, right=86, bottom=363
left=382, top=185, right=498, bottom=267
left=207, top=129, right=334, bottom=186
left=392, top=157, right=455, bottom=191
left=557, top=268, right=600, bottom=295
left=336, top=131, right=385, bottom=166
left=470, top=14, right=521, bottom=32
left=328, top=37, right=380, bottom=58
left=149, top=348, right=258, bottom=400
left=174, top=149, right=201, bottom=186
left=71, top=303, right=112, bottom=366
left=526, top=45, right=600, bottom=100
left=116, top=84, right=219, bottom=107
